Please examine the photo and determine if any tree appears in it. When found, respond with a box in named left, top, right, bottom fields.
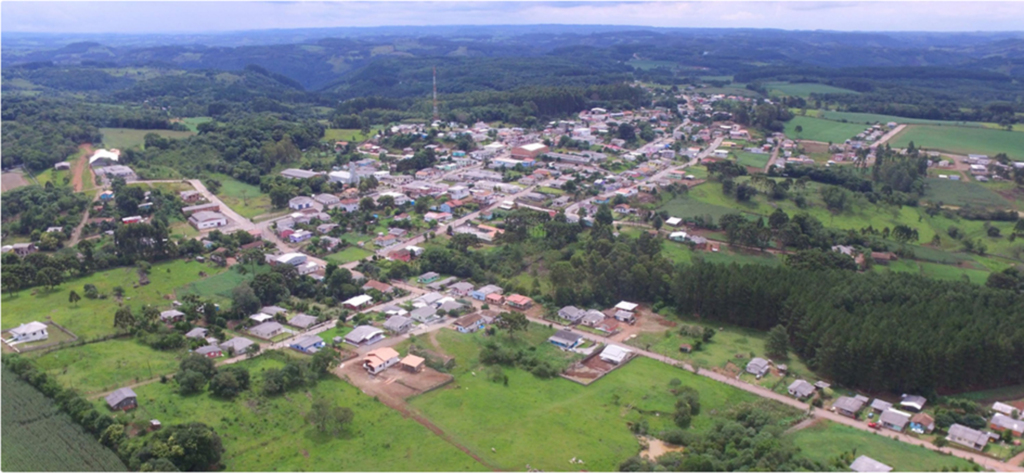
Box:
left=35, top=267, right=63, bottom=290
left=652, top=214, right=664, bottom=231
left=112, top=286, right=125, bottom=298
left=100, top=423, right=126, bottom=449
left=794, top=125, right=803, bottom=134
left=702, top=327, right=716, bottom=343
left=231, top=284, right=261, bottom=317
left=113, top=306, right=136, bottom=332
left=179, top=353, right=218, bottom=379
left=766, top=324, right=789, bottom=359
left=208, top=371, right=242, bottom=398
left=148, top=422, right=223, bottom=471
left=305, top=397, right=354, bottom=436
left=68, top=289, right=81, bottom=307
left=310, top=348, right=342, bottom=375
left=618, top=123, right=636, bottom=141
left=496, top=311, right=529, bottom=339
left=176, top=370, right=207, bottom=395
left=596, top=204, right=614, bottom=226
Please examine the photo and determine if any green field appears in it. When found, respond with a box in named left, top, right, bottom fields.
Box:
left=102, top=355, right=482, bottom=471
left=627, top=59, right=678, bottom=70
left=2, top=367, right=127, bottom=471
left=698, top=86, right=760, bottom=98
left=30, top=338, right=186, bottom=394
left=923, top=178, right=1009, bottom=208
left=177, top=264, right=266, bottom=306
left=734, top=150, right=772, bottom=169
left=784, top=115, right=866, bottom=143
left=788, top=420, right=973, bottom=471
left=323, top=126, right=383, bottom=143
left=1, top=259, right=228, bottom=340
left=412, top=330, right=769, bottom=472
left=207, top=173, right=272, bottom=219
left=810, top=110, right=987, bottom=127
left=175, top=116, right=212, bottom=132
left=657, top=192, right=745, bottom=222
left=766, top=82, right=859, bottom=98
left=100, top=128, right=195, bottom=150
left=325, top=246, right=375, bottom=265
left=890, top=125, right=1024, bottom=160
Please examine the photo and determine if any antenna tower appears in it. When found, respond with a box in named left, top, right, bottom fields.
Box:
left=432, top=66, right=439, bottom=121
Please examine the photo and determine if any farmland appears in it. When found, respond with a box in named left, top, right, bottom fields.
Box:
left=922, top=178, right=1009, bottom=208
left=788, top=420, right=973, bottom=471
left=99, top=128, right=195, bottom=150
left=30, top=338, right=185, bottom=394
left=102, top=354, right=483, bottom=471
left=1, top=367, right=126, bottom=471
left=765, top=82, right=860, bottom=98
left=889, top=125, right=1024, bottom=160
left=811, top=110, right=987, bottom=127
left=784, top=115, right=866, bottom=143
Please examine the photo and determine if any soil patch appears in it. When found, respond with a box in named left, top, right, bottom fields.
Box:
left=640, top=436, right=685, bottom=461
left=71, top=144, right=94, bottom=192
left=1, top=171, right=30, bottom=192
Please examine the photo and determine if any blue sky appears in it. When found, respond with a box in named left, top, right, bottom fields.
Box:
left=3, top=1, right=1024, bottom=34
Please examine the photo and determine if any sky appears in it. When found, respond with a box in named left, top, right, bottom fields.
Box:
left=3, top=1, right=1024, bottom=34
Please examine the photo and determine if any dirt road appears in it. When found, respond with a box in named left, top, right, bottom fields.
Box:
left=71, top=144, right=94, bottom=192
left=872, top=124, right=907, bottom=148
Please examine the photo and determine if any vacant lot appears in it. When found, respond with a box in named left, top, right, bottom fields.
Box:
left=1, top=259, right=228, bottom=340
left=788, top=420, right=973, bottom=471
left=2, top=367, right=127, bottom=472
left=923, top=177, right=1009, bottom=208
left=890, top=125, right=1024, bottom=160
left=100, top=128, right=195, bottom=150
left=30, top=338, right=185, bottom=394
left=103, top=355, right=482, bottom=471
left=1, top=171, right=30, bottom=192
left=207, top=173, right=272, bottom=219
left=325, top=246, right=375, bottom=265
left=766, top=82, right=859, bottom=98
left=323, top=127, right=383, bottom=143
left=784, top=116, right=865, bottom=143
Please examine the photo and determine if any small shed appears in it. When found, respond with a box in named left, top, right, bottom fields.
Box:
left=400, top=355, right=425, bottom=373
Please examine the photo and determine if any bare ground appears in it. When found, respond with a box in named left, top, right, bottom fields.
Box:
left=1, top=171, right=30, bottom=192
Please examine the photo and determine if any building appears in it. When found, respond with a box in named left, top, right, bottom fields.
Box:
left=181, top=202, right=220, bottom=215
left=418, top=272, right=440, bottom=284
left=363, top=347, right=401, bottom=374
left=990, top=413, right=1024, bottom=437
left=400, top=355, right=425, bottom=373
left=947, top=423, right=989, bottom=451
left=345, top=326, right=385, bottom=346
left=280, top=169, right=324, bottom=180
left=549, top=330, right=584, bottom=349
left=613, top=309, right=635, bottom=324
left=424, top=212, right=453, bottom=223
left=54, top=161, right=71, bottom=170
left=600, top=344, right=632, bottom=364
left=287, top=313, right=318, bottom=329
left=362, top=280, right=395, bottom=294
left=849, top=456, right=892, bottom=473
left=448, top=281, right=475, bottom=297
left=11, top=243, right=38, bottom=256
left=289, top=229, right=313, bottom=243
left=787, top=379, right=815, bottom=399
left=105, top=387, right=138, bottom=411
left=899, top=394, right=927, bottom=412
left=511, top=143, right=550, bottom=160
left=273, top=253, right=307, bottom=266
left=290, top=335, right=325, bottom=353
left=8, top=321, right=48, bottom=343
left=558, top=306, right=586, bottom=323
left=453, top=312, right=486, bottom=333
left=879, top=409, right=912, bottom=432
left=746, top=357, right=771, bottom=378
left=833, top=396, right=867, bottom=418
left=505, top=294, right=534, bottom=310
left=383, top=315, right=413, bottom=334
left=248, top=321, right=285, bottom=340
left=289, top=196, right=314, bottom=210
left=910, top=412, right=935, bottom=434
left=342, top=294, right=374, bottom=310
left=180, top=190, right=202, bottom=203
left=220, top=337, right=255, bottom=355
left=314, top=194, right=340, bottom=207
left=410, top=306, right=440, bottom=324
left=194, top=345, right=223, bottom=358
left=159, top=310, right=185, bottom=323
left=870, top=399, right=893, bottom=414
left=993, top=402, right=1018, bottom=416
left=185, top=327, right=208, bottom=339
left=188, top=211, right=228, bottom=230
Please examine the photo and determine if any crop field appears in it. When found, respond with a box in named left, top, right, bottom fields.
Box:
left=99, top=128, right=195, bottom=150
left=1, top=367, right=127, bottom=471
left=810, top=110, right=987, bottom=127
left=922, top=178, right=1009, bottom=208
left=784, top=115, right=866, bottom=143
left=890, top=125, right=1024, bottom=160
left=30, top=338, right=185, bottom=394
left=765, top=82, right=859, bottom=98
left=788, top=420, right=973, bottom=471
left=102, top=355, right=482, bottom=471
left=411, top=329, right=775, bottom=471
left=207, top=173, right=272, bottom=219
left=1, top=259, right=228, bottom=340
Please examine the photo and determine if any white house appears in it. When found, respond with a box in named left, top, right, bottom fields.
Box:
left=363, top=347, right=401, bottom=374
left=8, top=321, right=48, bottom=343
left=188, top=211, right=228, bottom=230
left=289, top=196, right=314, bottom=210
left=600, top=344, right=632, bottom=364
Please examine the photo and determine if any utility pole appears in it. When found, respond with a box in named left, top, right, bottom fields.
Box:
left=432, top=66, right=439, bottom=122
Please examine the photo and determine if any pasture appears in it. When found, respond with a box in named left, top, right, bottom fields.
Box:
left=1, top=259, right=228, bottom=340
left=174, top=116, right=213, bottom=132
left=734, top=150, right=772, bottom=169
left=922, top=178, right=1009, bottom=208
left=890, top=125, right=1024, bottom=160
left=766, top=82, right=859, bottom=98
left=1, top=367, right=127, bottom=472
left=177, top=264, right=268, bottom=306
left=100, top=128, right=195, bottom=150
left=323, top=126, right=383, bottom=143
left=207, top=173, right=271, bottom=219
left=30, top=338, right=185, bottom=394
left=811, top=110, right=987, bottom=127
left=788, top=420, right=973, bottom=471
left=103, top=355, right=482, bottom=471
left=784, top=115, right=865, bottom=143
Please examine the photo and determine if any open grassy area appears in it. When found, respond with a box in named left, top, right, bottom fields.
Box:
left=788, top=420, right=974, bottom=471
left=811, top=110, right=987, bottom=127
left=734, top=150, right=772, bottom=169
left=698, top=86, right=760, bottom=97
left=784, top=115, right=866, bottom=143
left=627, top=59, right=678, bottom=70
left=29, top=338, right=186, bottom=394
left=766, top=82, right=859, bottom=98
left=177, top=264, right=268, bottom=306
left=1, top=259, right=228, bottom=340
left=323, top=126, right=383, bottom=143
left=325, top=246, right=375, bottom=265
left=174, top=116, right=213, bottom=132
left=923, top=178, right=1010, bottom=208
left=101, top=354, right=482, bottom=471
left=100, top=128, right=195, bottom=150
left=207, top=173, right=272, bottom=219
left=657, top=191, right=745, bottom=222
left=890, top=125, right=1024, bottom=160
left=411, top=328, right=770, bottom=471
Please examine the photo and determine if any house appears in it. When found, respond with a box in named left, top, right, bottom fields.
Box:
left=400, top=355, right=425, bottom=373
left=220, top=337, right=255, bottom=355
left=947, top=423, right=989, bottom=451
left=289, top=196, right=314, bottom=210
left=665, top=217, right=683, bottom=227
left=250, top=313, right=274, bottom=324
left=122, top=215, right=144, bottom=224
left=105, top=387, right=138, bottom=411
left=317, top=223, right=339, bottom=234
left=833, top=396, right=866, bottom=418
left=899, top=394, right=927, bottom=412
left=410, top=306, right=439, bottom=324
left=581, top=310, right=606, bottom=327
left=383, top=315, right=413, bottom=334
left=787, top=380, right=815, bottom=399
left=453, top=312, right=486, bottom=333
left=11, top=243, right=38, bottom=256
left=746, top=357, right=771, bottom=377
left=870, top=399, right=893, bottom=414
left=485, top=293, right=505, bottom=305
left=438, top=300, right=465, bottom=314
left=471, top=284, right=503, bottom=301
left=159, top=310, right=185, bottom=323
left=600, top=344, right=632, bottom=364
left=511, top=143, right=550, bottom=160
left=180, top=190, right=202, bottom=203
left=287, top=313, right=318, bottom=329
left=342, top=294, right=374, bottom=310
left=314, top=194, right=340, bottom=207
left=910, top=412, right=936, bottom=434
left=615, top=301, right=638, bottom=313
left=991, top=413, right=1024, bottom=437
left=363, top=347, right=401, bottom=374
left=388, top=248, right=413, bottom=262
left=879, top=409, right=912, bottom=432
left=414, top=292, right=444, bottom=308
left=379, top=304, right=409, bottom=317
left=362, top=280, right=394, bottom=294
left=549, top=330, right=584, bottom=349
left=261, top=306, right=288, bottom=317
left=613, top=309, right=635, bottom=324
left=505, top=294, right=534, bottom=310
left=993, top=402, right=1018, bottom=416
left=194, top=345, right=223, bottom=358
left=448, top=281, right=475, bottom=297
left=424, top=212, right=453, bottom=223
left=418, top=272, right=440, bottom=283
left=181, top=202, right=220, bottom=215
left=375, top=234, right=399, bottom=247
left=289, top=229, right=313, bottom=243
left=336, top=199, right=360, bottom=213
left=344, top=326, right=385, bottom=346
left=849, top=456, right=892, bottom=473
left=185, top=327, right=208, bottom=339
left=248, top=321, right=285, bottom=339
left=290, top=335, right=325, bottom=353
left=558, top=306, right=585, bottom=323
left=8, top=321, right=48, bottom=342
left=188, top=211, right=228, bottom=230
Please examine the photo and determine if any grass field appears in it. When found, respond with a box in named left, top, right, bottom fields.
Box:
left=325, top=246, right=375, bottom=265
left=100, top=128, right=195, bottom=150
left=1, top=259, right=228, bottom=340
left=411, top=329, right=771, bottom=471
left=810, top=110, right=987, bottom=127
left=177, top=264, right=267, bottom=306
left=923, top=178, right=1009, bottom=208
left=174, top=116, right=212, bottom=132
left=734, top=150, right=772, bottom=169
left=207, top=173, right=271, bottom=219
left=698, top=86, right=760, bottom=97
left=323, top=126, right=383, bottom=143
left=1, top=367, right=127, bottom=471
left=788, top=420, right=973, bottom=471
left=627, top=59, right=677, bottom=70
left=657, top=192, right=745, bottom=222
left=766, top=82, right=859, bottom=98
left=30, top=338, right=186, bottom=394
left=784, top=115, right=866, bottom=143
left=102, top=355, right=482, bottom=471
left=890, top=125, right=1024, bottom=160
